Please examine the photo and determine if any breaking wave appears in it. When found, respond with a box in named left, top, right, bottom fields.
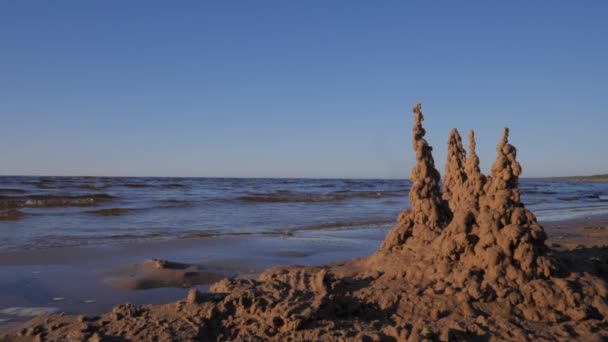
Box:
left=237, top=190, right=406, bottom=203
left=0, top=209, right=27, bottom=220
left=85, top=208, right=136, bottom=216
left=0, top=194, right=116, bottom=209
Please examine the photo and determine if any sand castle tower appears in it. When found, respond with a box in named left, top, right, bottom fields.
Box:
left=442, top=128, right=468, bottom=213
left=382, top=104, right=451, bottom=248
left=382, top=103, right=558, bottom=295
left=463, top=130, right=486, bottom=210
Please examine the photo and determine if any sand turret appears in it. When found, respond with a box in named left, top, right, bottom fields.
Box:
left=408, top=103, right=451, bottom=231
left=471, top=128, right=555, bottom=281
left=480, top=127, right=522, bottom=219
left=382, top=103, right=451, bottom=249
left=375, top=105, right=604, bottom=334
left=463, top=130, right=486, bottom=209
left=442, top=128, right=468, bottom=212
left=385, top=116, right=555, bottom=279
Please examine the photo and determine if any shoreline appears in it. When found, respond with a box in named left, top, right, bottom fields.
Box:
left=1, top=213, right=607, bottom=335
left=0, top=225, right=387, bottom=328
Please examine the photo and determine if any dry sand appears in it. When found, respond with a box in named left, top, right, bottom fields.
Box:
left=2, top=103, right=608, bottom=341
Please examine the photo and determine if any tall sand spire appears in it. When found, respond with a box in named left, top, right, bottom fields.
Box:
left=443, top=128, right=467, bottom=212
left=471, top=127, right=556, bottom=281
left=378, top=107, right=599, bottom=327
left=384, top=110, right=557, bottom=283
left=382, top=103, right=451, bottom=249
left=408, top=103, right=451, bottom=231
left=463, top=129, right=486, bottom=206
left=481, top=127, right=523, bottom=224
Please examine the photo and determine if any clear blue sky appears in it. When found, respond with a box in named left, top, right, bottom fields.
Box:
left=1, top=1, right=606, bottom=178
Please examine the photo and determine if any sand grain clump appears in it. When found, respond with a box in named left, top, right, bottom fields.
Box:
left=3, top=103, right=608, bottom=341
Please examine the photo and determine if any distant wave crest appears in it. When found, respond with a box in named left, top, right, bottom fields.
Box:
left=85, top=208, right=135, bottom=216
left=237, top=190, right=406, bottom=203
left=0, top=209, right=27, bottom=220
left=0, top=194, right=117, bottom=208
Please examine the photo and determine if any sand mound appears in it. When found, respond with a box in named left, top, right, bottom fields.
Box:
left=102, top=259, right=230, bottom=290
left=3, top=103, right=608, bottom=341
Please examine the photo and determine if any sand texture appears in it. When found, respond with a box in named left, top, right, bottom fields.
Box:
left=2, top=103, right=608, bottom=341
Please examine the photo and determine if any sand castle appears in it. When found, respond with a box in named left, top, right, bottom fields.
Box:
left=6, top=104, right=608, bottom=341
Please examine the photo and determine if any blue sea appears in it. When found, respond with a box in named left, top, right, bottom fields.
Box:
left=1, top=176, right=608, bottom=250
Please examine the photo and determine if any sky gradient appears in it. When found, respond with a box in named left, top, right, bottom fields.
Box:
left=1, top=1, right=607, bottom=178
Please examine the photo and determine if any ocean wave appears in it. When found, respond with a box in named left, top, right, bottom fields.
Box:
left=535, top=205, right=608, bottom=221
left=21, top=179, right=111, bottom=190
left=0, top=188, right=28, bottom=194
left=237, top=190, right=405, bottom=203
left=181, top=231, right=294, bottom=239
left=120, top=183, right=153, bottom=188
left=19, top=232, right=173, bottom=249
left=557, top=194, right=601, bottom=202
left=163, top=183, right=186, bottom=189
left=284, top=218, right=394, bottom=232
left=32, top=183, right=61, bottom=189
left=181, top=219, right=394, bottom=240
left=74, top=184, right=110, bottom=190
left=100, top=232, right=169, bottom=240
left=85, top=208, right=136, bottom=216
left=0, top=307, right=60, bottom=317
left=159, top=199, right=195, bottom=209
left=0, top=209, right=27, bottom=220
left=522, top=190, right=559, bottom=195
left=0, top=194, right=117, bottom=208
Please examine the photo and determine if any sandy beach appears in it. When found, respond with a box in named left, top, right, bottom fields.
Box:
left=1, top=104, right=607, bottom=341
left=0, top=214, right=606, bottom=321
left=0, top=226, right=386, bottom=330
left=1, top=216, right=607, bottom=340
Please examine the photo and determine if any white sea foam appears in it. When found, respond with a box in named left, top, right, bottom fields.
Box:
left=0, top=307, right=60, bottom=317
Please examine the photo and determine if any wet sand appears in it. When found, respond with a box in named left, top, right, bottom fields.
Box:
left=0, top=226, right=386, bottom=328
left=544, top=214, right=608, bottom=248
